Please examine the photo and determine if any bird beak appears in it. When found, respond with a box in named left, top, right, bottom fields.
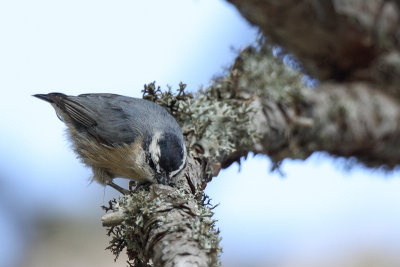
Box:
left=33, top=94, right=52, bottom=103
left=156, top=173, right=167, bottom=185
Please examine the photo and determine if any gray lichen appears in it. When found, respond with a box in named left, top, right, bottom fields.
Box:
left=233, top=45, right=307, bottom=105
left=100, top=1, right=400, bottom=266
left=142, top=80, right=260, bottom=182
left=104, top=185, right=221, bottom=266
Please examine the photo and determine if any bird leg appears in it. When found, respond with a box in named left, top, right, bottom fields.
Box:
left=129, top=180, right=137, bottom=191
left=106, top=181, right=130, bottom=195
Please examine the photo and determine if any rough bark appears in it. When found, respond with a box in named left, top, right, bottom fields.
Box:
left=102, top=1, right=400, bottom=266
left=220, top=0, right=400, bottom=166
left=227, top=0, right=400, bottom=92
left=102, top=156, right=220, bottom=267
left=228, top=46, right=400, bottom=168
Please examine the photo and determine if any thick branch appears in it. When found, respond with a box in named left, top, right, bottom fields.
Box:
left=102, top=3, right=400, bottom=261
left=227, top=0, right=400, bottom=90
left=251, top=82, right=400, bottom=167
left=150, top=47, right=400, bottom=172
left=230, top=47, right=400, bottom=168
left=102, top=156, right=220, bottom=267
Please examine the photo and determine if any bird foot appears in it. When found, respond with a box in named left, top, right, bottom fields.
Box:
left=129, top=180, right=137, bottom=191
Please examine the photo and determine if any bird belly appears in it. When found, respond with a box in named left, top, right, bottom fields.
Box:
left=68, top=129, right=155, bottom=183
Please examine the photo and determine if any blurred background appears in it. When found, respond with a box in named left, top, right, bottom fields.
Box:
left=1, top=0, right=400, bottom=266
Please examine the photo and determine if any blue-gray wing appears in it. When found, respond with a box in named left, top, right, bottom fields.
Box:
left=62, top=93, right=178, bottom=146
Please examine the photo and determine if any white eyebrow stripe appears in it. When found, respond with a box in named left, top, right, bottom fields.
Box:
left=149, top=131, right=162, bottom=173
left=169, top=144, right=187, bottom=178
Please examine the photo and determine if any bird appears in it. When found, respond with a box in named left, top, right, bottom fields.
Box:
left=34, top=93, right=187, bottom=194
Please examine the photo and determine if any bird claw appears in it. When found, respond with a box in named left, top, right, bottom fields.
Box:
left=129, top=180, right=137, bottom=191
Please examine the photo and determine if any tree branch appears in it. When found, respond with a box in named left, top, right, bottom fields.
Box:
left=231, top=46, right=400, bottom=168
left=103, top=43, right=400, bottom=266
left=150, top=45, right=400, bottom=171
left=227, top=0, right=400, bottom=91
left=102, top=2, right=400, bottom=265
left=102, top=156, right=221, bottom=267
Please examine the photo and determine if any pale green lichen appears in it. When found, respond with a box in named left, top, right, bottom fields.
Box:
left=143, top=78, right=260, bottom=181
left=104, top=186, right=221, bottom=266
left=235, top=45, right=307, bottom=105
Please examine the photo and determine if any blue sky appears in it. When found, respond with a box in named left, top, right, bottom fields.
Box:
left=1, top=1, right=400, bottom=266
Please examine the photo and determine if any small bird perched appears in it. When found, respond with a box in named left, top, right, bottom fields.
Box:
left=34, top=93, right=187, bottom=194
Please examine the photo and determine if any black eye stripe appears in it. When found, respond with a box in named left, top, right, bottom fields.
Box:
left=158, top=133, right=184, bottom=173
left=145, top=151, right=156, bottom=170
left=143, top=137, right=156, bottom=170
